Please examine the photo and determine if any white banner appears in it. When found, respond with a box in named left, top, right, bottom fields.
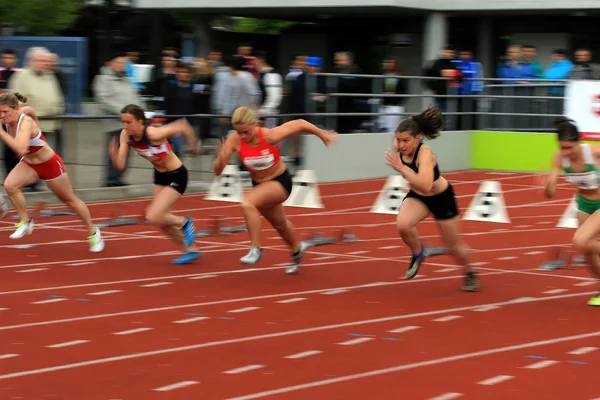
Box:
left=564, top=80, right=600, bottom=141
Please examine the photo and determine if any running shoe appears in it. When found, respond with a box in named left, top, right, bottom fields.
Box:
left=462, top=270, right=479, bottom=292
left=286, top=241, right=309, bottom=275
left=405, top=250, right=425, bottom=279
left=172, top=251, right=201, bottom=265
left=88, top=227, right=105, bottom=252
left=10, top=219, right=34, bottom=239
left=181, top=216, right=196, bottom=248
left=240, top=246, right=263, bottom=265
left=587, top=292, right=600, bottom=306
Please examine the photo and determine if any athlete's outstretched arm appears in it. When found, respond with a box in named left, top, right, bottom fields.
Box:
left=0, top=116, right=34, bottom=157
left=213, top=134, right=237, bottom=176
left=543, top=151, right=562, bottom=198
left=146, top=118, right=199, bottom=154
left=110, top=129, right=130, bottom=172
left=264, top=119, right=337, bottom=147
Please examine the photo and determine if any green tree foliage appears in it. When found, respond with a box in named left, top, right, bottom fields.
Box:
left=0, top=0, right=83, bottom=36
left=168, top=13, right=298, bottom=35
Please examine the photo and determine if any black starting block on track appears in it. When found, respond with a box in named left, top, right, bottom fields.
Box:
left=302, top=229, right=363, bottom=249
left=97, top=214, right=144, bottom=228
left=196, top=216, right=248, bottom=238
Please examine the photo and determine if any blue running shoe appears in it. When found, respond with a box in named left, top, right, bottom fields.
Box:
left=181, top=216, right=196, bottom=248
left=172, top=251, right=201, bottom=265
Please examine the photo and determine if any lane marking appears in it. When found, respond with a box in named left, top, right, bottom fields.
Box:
left=16, top=268, right=47, bottom=273
left=496, top=257, right=517, bottom=261
left=87, top=290, right=123, bottom=296
left=140, top=282, right=173, bottom=288
left=387, top=326, right=421, bottom=334
left=379, top=246, right=401, bottom=250
left=435, top=268, right=457, bottom=273
left=153, top=381, right=199, bottom=392
left=276, top=298, right=307, bottom=304
left=173, top=317, right=210, bottom=324
left=113, top=328, right=153, bottom=336
left=313, top=256, right=337, bottom=261
left=228, top=307, right=262, bottom=314
left=0, top=354, right=19, bottom=360
left=65, top=262, right=97, bottom=267
left=524, top=251, right=545, bottom=255
left=523, top=360, right=559, bottom=369
left=338, top=337, right=374, bottom=346
left=188, top=275, right=218, bottom=280
left=542, top=289, right=567, bottom=295
left=347, top=251, right=370, bottom=255
left=477, top=375, right=514, bottom=386
left=223, top=365, right=264, bottom=375
left=429, top=393, right=463, bottom=400
left=567, top=347, right=597, bottom=355
left=473, top=305, right=501, bottom=312
left=433, top=315, right=463, bottom=322
left=284, top=350, right=322, bottom=360
left=46, top=340, right=89, bottom=349
left=224, top=330, right=600, bottom=400
left=321, top=289, right=350, bottom=295
left=0, top=281, right=594, bottom=333
left=31, top=298, right=67, bottom=305
left=574, top=281, right=597, bottom=287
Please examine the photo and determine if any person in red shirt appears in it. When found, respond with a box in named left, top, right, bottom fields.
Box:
left=213, top=106, right=337, bottom=274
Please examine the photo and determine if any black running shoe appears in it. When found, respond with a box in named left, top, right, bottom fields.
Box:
left=462, top=270, right=479, bottom=292
left=405, top=251, right=425, bottom=280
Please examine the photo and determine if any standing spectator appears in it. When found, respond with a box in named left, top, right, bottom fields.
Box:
left=0, top=49, right=20, bottom=91
left=334, top=51, right=364, bottom=133
left=124, top=51, right=144, bottom=90
left=162, top=61, right=196, bottom=157
left=497, top=45, right=530, bottom=84
left=8, top=46, right=65, bottom=191
left=422, top=46, right=459, bottom=112
left=207, top=50, right=222, bottom=69
left=148, top=47, right=177, bottom=110
left=522, top=45, right=543, bottom=79
left=455, top=49, right=484, bottom=130
left=255, top=51, right=282, bottom=129
left=569, top=48, right=600, bottom=80
left=543, top=49, right=573, bottom=94
left=92, top=52, right=145, bottom=187
left=49, top=53, right=67, bottom=97
left=192, top=57, right=214, bottom=140
left=236, top=44, right=258, bottom=79
left=379, top=57, right=408, bottom=133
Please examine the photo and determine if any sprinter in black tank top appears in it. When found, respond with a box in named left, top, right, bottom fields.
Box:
left=384, top=107, right=479, bottom=292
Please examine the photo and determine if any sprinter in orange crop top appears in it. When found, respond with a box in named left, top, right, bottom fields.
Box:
left=0, top=91, right=105, bottom=253
left=213, top=106, right=337, bottom=274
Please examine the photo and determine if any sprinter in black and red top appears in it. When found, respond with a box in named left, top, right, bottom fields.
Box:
left=213, top=106, right=337, bottom=274
left=110, top=104, right=201, bottom=264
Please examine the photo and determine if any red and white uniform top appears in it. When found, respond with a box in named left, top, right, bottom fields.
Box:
left=238, top=127, right=280, bottom=172
left=3, top=113, right=47, bottom=154
left=128, top=125, right=172, bottom=163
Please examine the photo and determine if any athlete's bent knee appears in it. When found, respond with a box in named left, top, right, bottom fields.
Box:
left=572, top=231, right=592, bottom=253
left=396, top=217, right=415, bottom=235
left=145, top=210, right=163, bottom=226
left=240, top=199, right=258, bottom=214
left=4, top=180, right=21, bottom=195
left=272, top=219, right=288, bottom=232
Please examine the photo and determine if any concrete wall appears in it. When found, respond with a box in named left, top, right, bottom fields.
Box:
left=301, top=130, right=471, bottom=183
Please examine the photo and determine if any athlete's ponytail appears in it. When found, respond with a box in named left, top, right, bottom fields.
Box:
left=14, top=92, right=28, bottom=103
left=554, top=116, right=579, bottom=142
left=0, top=91, right=27, bottom=108
left=395, top=106, right=444, bottom=140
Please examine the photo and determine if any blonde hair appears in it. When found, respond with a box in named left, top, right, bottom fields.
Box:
left=231, top=107, right=257, bottom=125
left=0, top=92, right=28, bottom=108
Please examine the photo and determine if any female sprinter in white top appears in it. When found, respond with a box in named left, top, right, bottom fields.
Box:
left=213, top=106, right=337, bottom=274
left=0, top=91, right=104, bottom=252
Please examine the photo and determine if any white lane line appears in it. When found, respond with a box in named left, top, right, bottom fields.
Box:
left=113, top=328, right=153, bottom=335
left=153, top=381, right=199, bottom=392
left=428, top=393, right=463, bottom=400
left=0, top=354, right=19, bottom=360
left=313, top=256, right=337, bottom=261
left=347, top=251, right=370, bottom=255
left=473, top=305, right=501, bottom=312
left=574, top=281, right=597, bottom=287
left=567, top=347, right=597, bottom=355
left=543, top=289, right=567, bottom=295
left=321, top=289, right=349, bottom=295
left=65, top=262, right=96, bottom=267
left=223, top=365, right=264, bottom=374
left=433, top=315, right=463, bottom=322
left=87, top=290, right=123, bottom=296
left=387, top=326, right=421, bottom=334
left=379, top=245, right=401, bottom=250
left=173, top=317, right=210, bottom=324
left=496, top=256, right=517, bottom=260
left=337, top=337, right=374, bottom=346
left=188, top=275, right=217, bottom=280
left=46, top=340, right=89, bottom=349
left=523, top=360, right=559, bottom=369
left=16, top=268, right=47, bottom=273
left=228, top=307, right=261, bottom=313
left=524, top=251, right=544, bottom=255
left=477, top=375, right=514, bottom=385
left=31, top=298, right=67, bottom=304
left=435, top=268, right=457, bottom=273
left=276, top=298, right=307, bottom=304
left=284, top=350, right=322, bottom=360
left=140, top=282, right=173, bottom=288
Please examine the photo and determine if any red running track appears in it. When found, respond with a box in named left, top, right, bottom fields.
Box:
left=0, top=170, right=599, bottom=400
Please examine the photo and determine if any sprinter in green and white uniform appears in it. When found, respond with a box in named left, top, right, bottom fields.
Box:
left=543, top=117, right=600, bottom=306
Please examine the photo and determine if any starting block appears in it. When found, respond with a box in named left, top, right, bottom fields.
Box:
left=539, top=247, right=583, bottom=271
left=196, top=216, right=247, bottom=238
left=97, top=213, right=145, bottom=228
left=9, top=201, right=76, bottom=221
